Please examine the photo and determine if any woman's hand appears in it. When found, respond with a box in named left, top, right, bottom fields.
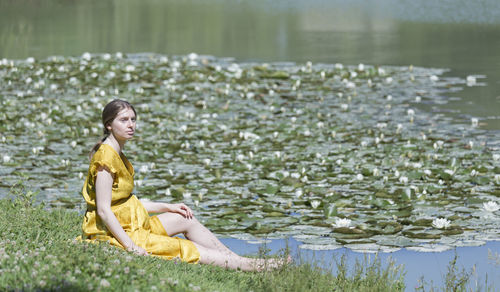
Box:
left=127, top=244, right=149, bottom=256
left=167, top=203, right=194, bottom=219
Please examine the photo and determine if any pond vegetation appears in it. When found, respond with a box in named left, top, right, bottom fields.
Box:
left=0, top=53, right=499, bottom=253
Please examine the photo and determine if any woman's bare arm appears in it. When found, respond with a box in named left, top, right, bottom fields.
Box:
left=95, top=167, right=147, bottom=255
left=140, top=199, right=194, bottom=219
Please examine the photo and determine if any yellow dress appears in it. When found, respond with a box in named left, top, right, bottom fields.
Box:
left=79, top=143, right=200, bottom=263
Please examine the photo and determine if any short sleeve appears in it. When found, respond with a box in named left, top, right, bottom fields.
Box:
left=89, top=145, right=119, bottom=178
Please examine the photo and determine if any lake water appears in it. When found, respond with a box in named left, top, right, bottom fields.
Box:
left=1, top=0, right=500, bottom=290
left=1, top=0, right=499, bottom=129
left=221, top=237, right=500, bottom=290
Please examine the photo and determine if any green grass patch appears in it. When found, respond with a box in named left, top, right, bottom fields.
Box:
left=0, top=187, right=408, bottom=291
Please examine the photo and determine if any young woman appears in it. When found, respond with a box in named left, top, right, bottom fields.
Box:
left=80, top=99, right=287, bottom=271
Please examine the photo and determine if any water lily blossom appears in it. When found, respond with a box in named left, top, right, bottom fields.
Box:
left=310, top=200, right=321, bottom=209
left=483, top=201, right=500, bottom=212
left=334, top=218, right=352, bottom=228
left=466, top=75, right=476, bottom=86
left=432, top=218, right=451, bottom=229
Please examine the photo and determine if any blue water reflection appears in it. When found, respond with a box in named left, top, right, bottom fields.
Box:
left=221, top=237, right=500, bottom=290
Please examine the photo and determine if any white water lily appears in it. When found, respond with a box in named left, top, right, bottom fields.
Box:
left=466, top=75, right=476, bottom=86
left=134, top=180, right=143, bottom=187
left=346, top=81, right=356, bottom=89
left=236, top=154, right=245, bottom=162
left=231, top=139, right=238, bottom=147
left=291, top=172, right=301, bottom=179
left=70, top=141, right=77, bottom=148
left=430, top=75, right=439, bottom=82
left=139, top=165, right=148, bottom=173
left=239, top=131, right=260, bottom=140
left=125, top=65, right=135, bottom=72
left=396, top=123, right=403, bottom=134
left=3, top=155, right=11, bottom=163
left=310, top=200, right=321, bottom=209
left=373, top=168, right=380, bottom=176
left=82, top=52, right=91, bottom=61
left=165, top=188, right=171, bottom=196
left=356, top=174, right=364, bottom=181
left=471, top=118, right=479, bottom=127
left=200, top=159, right=210, bottom=167
left=274, top=151, right=281, bottom=159
left=444, top=169, right=455, bottom=176
left=432, top=218, right=451, bottom=229
left=335, top=159, right=343, bottom=166
left=493, top=154, right=500, bottom=161
left=341, top=104, right=349, bottom=111
left=399, top=176, right=408, bottom=184
left=483, top=201, right=500, bottom=212
left=470, top=169, right=478, bottom=177
left=183, top=191, right=192, bottom=199
left=407, top=109, right=415, bottom=116
left=433, top=140, right=444, bottom=150
left=334, top=218, right=352, bottom=228
left=295, top=189, right=303, bottom=198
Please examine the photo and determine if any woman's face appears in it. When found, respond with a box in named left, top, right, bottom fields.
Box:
left=107, top=108, right=136, bottom=141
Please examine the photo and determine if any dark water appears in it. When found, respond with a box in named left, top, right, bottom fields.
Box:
left=1, top=0, right=499, bottom=129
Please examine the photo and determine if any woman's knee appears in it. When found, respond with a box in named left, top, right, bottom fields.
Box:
left=158, top=212, right=198, bottom=235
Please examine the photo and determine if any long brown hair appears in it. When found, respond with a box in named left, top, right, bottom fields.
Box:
left=88, top=99, right=137, bottom=160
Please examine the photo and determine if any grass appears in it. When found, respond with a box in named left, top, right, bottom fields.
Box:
left=0, top=182, right=489, bottom=291
left=0, top=183, right=407, bottom=291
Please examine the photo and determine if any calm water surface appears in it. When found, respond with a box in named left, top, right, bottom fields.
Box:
left=1, top=0, right=499, bottom=129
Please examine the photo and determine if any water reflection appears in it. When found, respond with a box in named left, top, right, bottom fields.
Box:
left=221, top=237, right=500, bottom=290
left=1, top=0, right=499, bottom=129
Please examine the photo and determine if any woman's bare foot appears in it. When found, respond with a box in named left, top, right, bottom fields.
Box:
left=256, top=255, right=293, bottom=271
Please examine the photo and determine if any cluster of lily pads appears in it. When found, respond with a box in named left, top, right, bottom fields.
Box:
left=0, top=52, right=499, bottom=252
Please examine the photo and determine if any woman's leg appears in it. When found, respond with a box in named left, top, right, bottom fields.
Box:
left=192, top=242, right=285, bottom=271
left=156, top=212, right=291, bottom=271
left=156, top=212, right=237, bottom=256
